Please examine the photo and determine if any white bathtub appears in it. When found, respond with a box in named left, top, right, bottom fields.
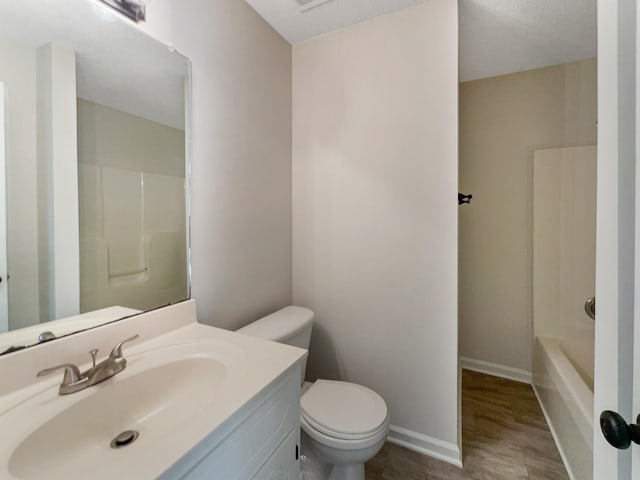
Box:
left=533, top=336, right=593, bottom=480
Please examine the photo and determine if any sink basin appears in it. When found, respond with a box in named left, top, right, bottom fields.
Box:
left=1, top=341, right=247, bottom=479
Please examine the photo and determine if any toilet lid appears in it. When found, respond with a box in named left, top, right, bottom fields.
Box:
left=301, top=380, right=388, bottom=440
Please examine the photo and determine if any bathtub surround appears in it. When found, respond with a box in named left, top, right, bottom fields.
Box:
left=138, top=0, right=294, bottom=330
left=532, top=145, right=596, bottom=390
left=77, top=99, right=187, bottom=313
left=459, top=59, right=597, bottom=375
left=292, top=0, right=459, bottom=465
left=534, top=336, right=593, bottom=480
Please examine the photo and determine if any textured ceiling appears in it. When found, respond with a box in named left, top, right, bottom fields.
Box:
left=245, top=0, right=431, bottom=44
left=459, top=0, right=596, bottom=82
left=246, top=0, right=597, bottom=82
left=0, top=0, right=188, bottom=129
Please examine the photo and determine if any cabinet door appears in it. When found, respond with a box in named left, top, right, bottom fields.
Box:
left=252, top=430, right=299, bottom=480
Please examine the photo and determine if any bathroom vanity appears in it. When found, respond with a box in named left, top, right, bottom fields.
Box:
left=0, top=300, right=306, bottom=479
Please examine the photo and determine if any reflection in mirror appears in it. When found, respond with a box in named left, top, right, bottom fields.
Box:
left=0, top=0, right=190, bottom=354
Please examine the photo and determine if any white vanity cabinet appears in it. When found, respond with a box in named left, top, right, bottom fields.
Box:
left=252, top=430, right=298, bottom=480
left=161, top=362, right=302, bottom=480
left=0, top=301, right=306, bottom=480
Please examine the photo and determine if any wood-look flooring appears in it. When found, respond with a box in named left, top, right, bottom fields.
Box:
left=365, top=370, right=569, bottom=479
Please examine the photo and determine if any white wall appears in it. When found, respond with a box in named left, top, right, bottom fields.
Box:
left=459, top=60, right=597, bottom=374
left=292, top=0, right=460, bottom=461
left=138, top=0, right=293, bottom=330
left=36, top=42, right=80, bottom=322
left=0, top=35, right=40, bottom=329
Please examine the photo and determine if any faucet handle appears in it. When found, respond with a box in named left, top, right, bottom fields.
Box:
left=109, top=334, right=139, bottom=360
left=37, top=363, right=83, bottom=385
left=89, top=349, right=99, bottom=367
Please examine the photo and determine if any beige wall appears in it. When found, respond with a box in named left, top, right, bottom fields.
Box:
left=140, top=0, right=293, bottom=330
left=293, top=0, right=460, bottom=458
left=459, top=59, right=597, bottom=373
left=77, top=99, right=185, bottom=176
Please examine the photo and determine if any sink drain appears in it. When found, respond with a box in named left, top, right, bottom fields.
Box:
left=110, top=430, right=139, bottom=449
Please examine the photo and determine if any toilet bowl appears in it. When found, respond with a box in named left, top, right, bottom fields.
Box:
left=300, top=380, right=390, bottom=480
left=237, top=306, right=389, bottom=480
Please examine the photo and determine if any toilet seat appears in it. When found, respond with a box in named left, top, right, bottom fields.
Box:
left=301, top=380, right=389, bottom=444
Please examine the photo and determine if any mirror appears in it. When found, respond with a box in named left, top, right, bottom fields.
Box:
left=0, top=0, right=190, bottom=354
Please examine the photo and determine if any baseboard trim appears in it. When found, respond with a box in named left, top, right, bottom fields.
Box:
left=532, top=385, right=576, bottom=480
left=460, top=356, right=532, bottom=384
left=387, top=424, right=462, bottom=468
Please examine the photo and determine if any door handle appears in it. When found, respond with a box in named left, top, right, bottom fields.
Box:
left=584, top=297, right=595, bottom=320
left=600, top=410, right=640, bottom=449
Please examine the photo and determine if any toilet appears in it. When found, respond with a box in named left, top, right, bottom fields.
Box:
left=237, top=306, right=389, bottom=480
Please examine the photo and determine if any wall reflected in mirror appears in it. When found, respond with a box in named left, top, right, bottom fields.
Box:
left=0, top=0, right=190, bottom=354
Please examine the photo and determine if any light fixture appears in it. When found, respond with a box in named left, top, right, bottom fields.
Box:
left=97, top=0, right=147, bottom=23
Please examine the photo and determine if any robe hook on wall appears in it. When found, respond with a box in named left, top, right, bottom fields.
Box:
left=458, top=193, right=473, bottom=205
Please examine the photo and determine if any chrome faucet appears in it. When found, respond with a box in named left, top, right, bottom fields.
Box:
left=37, top=335, right=139, bottom=395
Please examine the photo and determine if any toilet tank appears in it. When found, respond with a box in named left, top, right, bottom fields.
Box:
left=237, top=306, right=313, bottom=384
